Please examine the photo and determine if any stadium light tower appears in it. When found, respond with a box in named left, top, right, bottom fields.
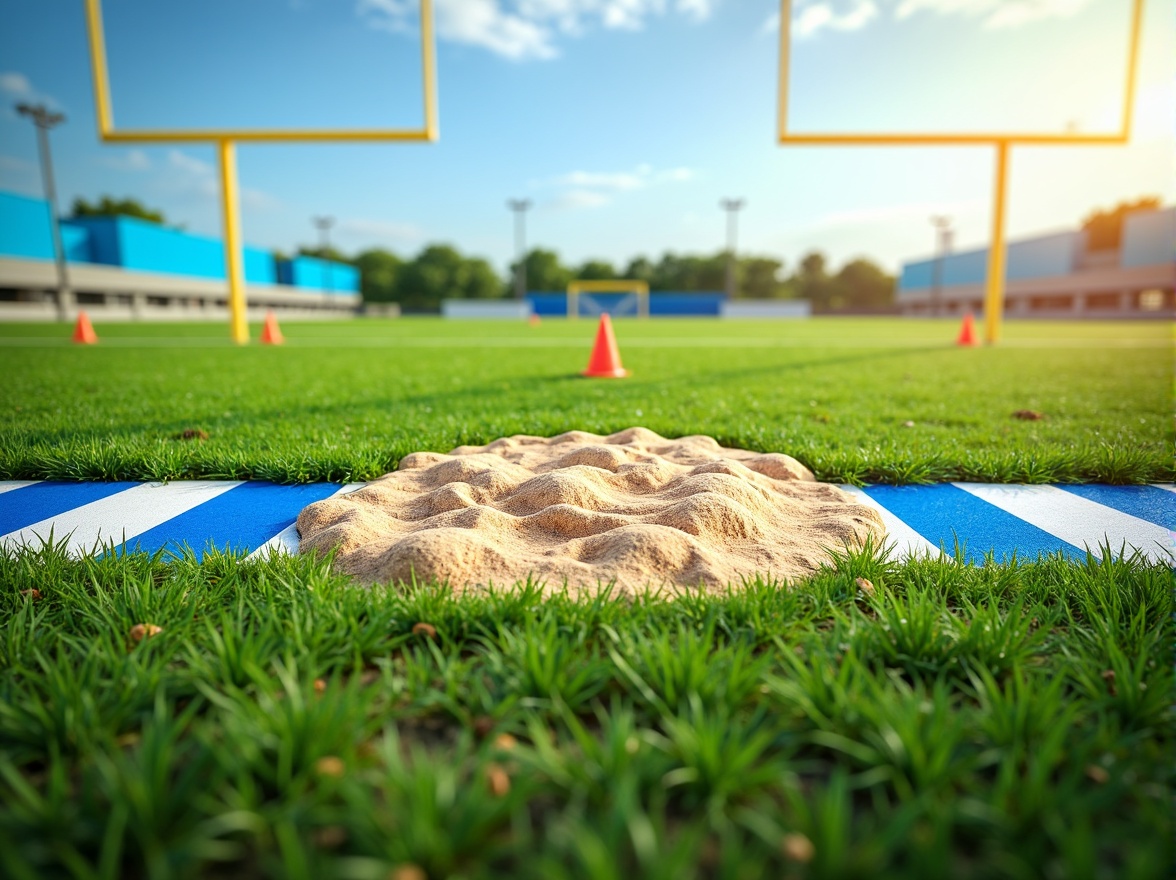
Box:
left=720, top=198, right=745, bottom=300
left=16, top=102, right=72, bottom=321
left=929, top=215, right=953, bottom=317
left=507, top=199, right=532, bottom=300
left=313, top=215, right=335, bottom=294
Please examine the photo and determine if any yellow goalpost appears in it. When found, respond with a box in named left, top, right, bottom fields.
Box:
left=566, top=280, right=650, bottom=320
left=774, top=0, right=1145, bottom=344
left=83, top=0, right=439, bottom=344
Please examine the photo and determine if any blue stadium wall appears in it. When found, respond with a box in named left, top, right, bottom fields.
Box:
left=0, top=192, right=91, bottom=262
left=898, top=209, right=1175, bottom=294
left=0, top=190, right=357, bottom=293
left=276, top=255, right=360, bottom=295
left=528, top=292, right=726, bottom=317
left=899, top=231, right=1081, bottom=291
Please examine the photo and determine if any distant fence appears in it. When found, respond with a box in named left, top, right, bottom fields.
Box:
left=527, top=291, right=725, bottom=317
left=442, top=300, right=532, bottom=319
left=720, top=300, right=811, bottom=319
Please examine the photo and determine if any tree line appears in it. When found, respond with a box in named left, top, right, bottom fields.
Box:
left=300, top=244, right=897, bottom=314
left=66, top=192, right=1166, bottom=315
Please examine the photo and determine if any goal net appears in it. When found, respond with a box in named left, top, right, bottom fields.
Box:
left=567, top=280, right=650, bottom=319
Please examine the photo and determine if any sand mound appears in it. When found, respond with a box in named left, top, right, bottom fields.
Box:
left=297, top=427, right=885, bottom=595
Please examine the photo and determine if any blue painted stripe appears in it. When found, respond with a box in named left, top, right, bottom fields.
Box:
left=1055, top=484, right=1176, bottom=531
left=0, top=481, right=139, bottom=535
left=119, top=481, right=341, bottom=559
left=862, top=484, right=1087, bottom=564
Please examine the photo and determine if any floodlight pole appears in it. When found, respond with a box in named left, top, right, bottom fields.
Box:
left=218, top=140, right=249, bottom=345
left=720, top=198, right=745, bottom=300
left=17, top=103, right=73, bottom=322
left=313, top=215, right=335, bottom=295
left=929, top=215, right=953, bottom=317
left=507, top=199, right=531, bottom=300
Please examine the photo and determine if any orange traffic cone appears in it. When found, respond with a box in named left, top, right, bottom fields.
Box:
left=260, top=310, right=284, bottom=345
left=528, top=312, right=541, bottom=326
left=956, top=312, right=977, bottom=346
left=582, top=313, right=628, bottom=378
left=71, top=311, right=98, bottom=344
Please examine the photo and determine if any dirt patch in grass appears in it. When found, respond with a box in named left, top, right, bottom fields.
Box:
left=297, top=427, right=884, bottom=594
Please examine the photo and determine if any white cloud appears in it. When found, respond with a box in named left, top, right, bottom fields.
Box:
left=339, top=217, right=423, bottom=243
left=895, top=0, right=1093, bottom=29
left=0, top=72, right=32, bottom=98
left=358, top=0, right=718, bottom=60
left=762, top=0, right=1093, bottom=39
left=100, top=149, right=151, bottom=172
left=811, top=197, right=983, bottom=229
left=0, top=71, right=63, bottom=117
left=168, top=149, right=214, bottom=178
left=539, top=162, right=695, bottom=209
left=551, top=188, right=612, bottom=209
left=162, top=149, right=278, bottom=211
left=793, top=0, right=878, bottom=38
left=0, top=154, right=34, bottom=173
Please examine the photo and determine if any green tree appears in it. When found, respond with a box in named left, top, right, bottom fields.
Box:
left=297, top=245, right=352, bottom=265
left=395, top=244, right=506, bottom=312
left=832, top=258, right=894, bottom=311
left=576, top=259, right=617, bottom=281
left=353, top=248, right=403, bottom=303
left=71, top=195, right=167, bottom=226
left=509, top=248, right=573, bottom=293
left=623, top=256, right=656, bottom=285
left=739, top=256, right=789, bottom=299
left=650, top=252, right=726, bottom=291
left=1082, top=196, right=1161, bottom=251
left=460, top=256, right=505, bottom=299
left=792, top=251, right=833, bottom=311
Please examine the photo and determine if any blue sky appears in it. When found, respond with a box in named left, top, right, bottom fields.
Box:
left=1, top=0, right=1171, bottom=276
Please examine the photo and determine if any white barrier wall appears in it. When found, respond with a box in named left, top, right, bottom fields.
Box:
left=441, top=300, right=532, bottom=319
left=720, top=300, right=811, bottom=319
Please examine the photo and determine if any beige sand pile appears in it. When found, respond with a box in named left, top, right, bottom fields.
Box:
left=297, top=427, right=885, bottom=595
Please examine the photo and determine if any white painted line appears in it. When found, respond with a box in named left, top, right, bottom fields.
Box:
left=840, top=485, right=945, bottom=560
left=0, top=481, right=38, bottom=495
left=247, top=483, right=368, bottom=560
left=953, top=483, right=1174, bottom=564
left=1, top=481, right=241, bottom=556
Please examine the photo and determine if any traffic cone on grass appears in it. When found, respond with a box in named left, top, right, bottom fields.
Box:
left=528, top=312, right=541, bottom=326
left=582, top=313, right=628, bottom=378
left=956, top=312, right=977, bottom=347
left=260, top=310, right=284, bottom=345
left=72, top=311, right=98, bottom=344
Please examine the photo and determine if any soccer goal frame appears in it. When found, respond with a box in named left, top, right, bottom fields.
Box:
left=566, top=280, right=650, bottom=320
left=774, top=0, right=1145, bottom=344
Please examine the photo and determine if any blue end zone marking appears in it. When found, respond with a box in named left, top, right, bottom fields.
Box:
left=0, top=481, right=139, bottom=535
left=1056, top=484, right=1176, bottom=531
left=863, top=484, right=1087, bottom=564
left=118, top=482, right=341, bottom=559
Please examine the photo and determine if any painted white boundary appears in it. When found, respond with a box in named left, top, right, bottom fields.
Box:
left=839, top=485, right=945, bottom=560
left=1, top=481, right=240, bottom=555
left=953, top=483, right=1174, bottom=564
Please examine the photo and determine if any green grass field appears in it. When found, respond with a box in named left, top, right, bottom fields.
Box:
left=2, top=544, right=1171, bottom=878
left=1, top=316, right=1173, bottom=878
left=1, top=317, right=1171, bottom=484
